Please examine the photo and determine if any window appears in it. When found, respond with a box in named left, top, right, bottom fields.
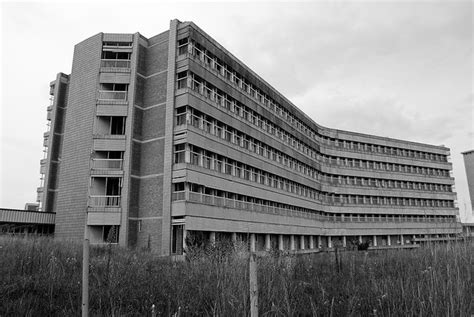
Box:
left=110, top=117, right=126, bottom=135
left=175, top=107, right=187, bottom=126
left=174, top=144, right=186, bottom=163
left=177, top=71, right=188, bottom=89
left=177, top=38, right=188, bottom=56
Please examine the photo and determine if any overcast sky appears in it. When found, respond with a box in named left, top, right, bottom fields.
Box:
left=1, top=1, right=473, bottom=221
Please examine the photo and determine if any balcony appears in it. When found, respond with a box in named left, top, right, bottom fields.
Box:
left=92, top=158, right=123, bottom=170
left=46, top=106, right=52, bottom=121
left=96, top=104, right=128, bottom=117
left=87, top=213, right=121, bottom=226
left=91, top=159, right=124, bottom=176
left=97, top=90, right=127, bottom=102
left=100, top=59, right=130, bottom=72
left=36, top=187, right=44, bottom=202
left=92, top=135, right=126, bottom=152
left=89, top=195, right=121, bottom=208
left=43, top=131, right=50, bottom=147
left=40, top=159, right=47, bottom=174
left=103, top=42, right=132, bottom=49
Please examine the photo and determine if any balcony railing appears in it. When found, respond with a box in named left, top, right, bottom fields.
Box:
left=103, top=43, right=132, bottom=49
left=89, top=195, right=121, bottom=207
left=171, top=191, right=457, bottom=224
left=97, top=90, right=127, bottom=101
left=93, top=134, right=126, bottom=140
left=100, top=59, right=131, bottom=68
left=92, top=159, right=123, bottom=170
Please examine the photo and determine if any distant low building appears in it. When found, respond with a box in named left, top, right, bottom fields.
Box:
left=37, top=19, right=461, bottom=255
left=0, top=208, right=55, bottom=235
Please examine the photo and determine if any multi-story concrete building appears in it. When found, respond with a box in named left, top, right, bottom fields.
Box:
left=461, top=150, right=474, bottom=210
left=37, top=19, right=461, bottom=255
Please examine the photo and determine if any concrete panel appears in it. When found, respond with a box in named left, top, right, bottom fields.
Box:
left=99, top=72, right=131, bottom=84
left=96, top=104, right=129, bottom=117
left=93, top=138, right=127, bottom=151
left=87, top=212, right=121, bottom=225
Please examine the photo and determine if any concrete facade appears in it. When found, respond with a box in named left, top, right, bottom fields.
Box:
left=38, top=19, right=461, bottom=255
left=461, top=150, right=474, bottom=211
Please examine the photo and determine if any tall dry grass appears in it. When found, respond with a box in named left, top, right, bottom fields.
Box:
left=1, top=235, right=472, bottom=316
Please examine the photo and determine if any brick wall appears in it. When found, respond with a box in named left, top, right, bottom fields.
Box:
left=128, top=33, right=170, bottom=252
left=55, top=34, right=102, bottom=241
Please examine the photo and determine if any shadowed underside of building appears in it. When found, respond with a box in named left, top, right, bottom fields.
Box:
left=37, top=19, right=461, bottom=256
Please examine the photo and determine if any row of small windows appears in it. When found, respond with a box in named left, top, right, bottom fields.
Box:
left=172, top=182, right=456, bottom=222
left=174, top=144, right=455, bottom=209
left=178, top=72, right=337, bottom=164
left=176, top=105, right=451, bottom=183
left=177, top=72, right=450, bottom=175
left=177, top=38, right=448, bottom=164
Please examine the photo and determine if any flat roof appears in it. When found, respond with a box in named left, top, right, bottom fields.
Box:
left=0, top=208, right=55, bottom=225
left=461, top=150, right=474, bottom=155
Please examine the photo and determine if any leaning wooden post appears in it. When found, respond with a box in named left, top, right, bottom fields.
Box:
left=249, top=253, right=258, bottom=317
left=82, top=224, right=90, bottom=317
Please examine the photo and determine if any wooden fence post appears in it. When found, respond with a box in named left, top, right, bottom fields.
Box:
left=82, top=225, right=90, bottom=317
left=249, top=253, right=258, bottom=317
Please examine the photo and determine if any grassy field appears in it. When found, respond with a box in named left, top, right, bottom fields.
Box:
left=1, top=236, right=472, bottom=316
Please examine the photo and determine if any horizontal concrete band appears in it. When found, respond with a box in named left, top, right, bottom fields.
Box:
left=173, top=202, right=461, bottom=236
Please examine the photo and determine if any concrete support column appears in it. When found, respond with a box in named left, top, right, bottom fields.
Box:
left=373, top=235, right=377, bottom=247
left=317, top=236, right=322, bottom=248
left=387, top=235, right=391, bottom=246
left=290, top=235, right=295, bottom=250
left=342, top=236, right=347, bottom=248
left=209, top=232, right=216, bottom=246
left=309, top=236, right=314, bottom=249
left=359, top=235, right=363, bottom=244
left=232, top=232, right=237, bottom=244
left=278, top=235, right=284, bottom=251
left=300, top=236, right=305, bottom=250
left=265, top=234, right=271, bottom=251
left=250, top=233, right=256, bottom=253
left=400, top=234, right=404, bottom=245
left=328, top=236, right=332, bottom=248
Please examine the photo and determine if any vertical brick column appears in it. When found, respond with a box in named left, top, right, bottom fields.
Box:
left=161, top=19, right=179, bottom=256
